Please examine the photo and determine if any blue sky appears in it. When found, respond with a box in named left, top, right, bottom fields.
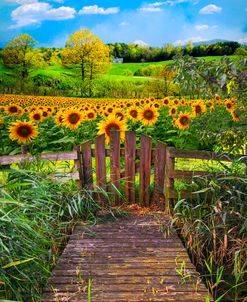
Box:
left=0, top=0, right=246, bottom=47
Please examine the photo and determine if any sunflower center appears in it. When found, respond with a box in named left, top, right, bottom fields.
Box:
left=226, top=103, right=232, bottom=109
left=107, top=107, right=113, bottom=113
left=143, top=110, right=154, bottom=120
left=130, top=110, right=138, bottom=118
left=10, top=106, right=18, bottom=113
left=43, top=111, right=48, bottom=117
left=88, top=113, right=94, bottom=119
left=68, top=113, right=80, bottom=124
left=195, top=105, right=202, bottom=114
left=33, top=113, right=41, bottom=120
left=180, top=116, right=189, bottom=126
left=17, top=125, right=32, bottom=138
left=105, top=123, right=120, bottom=136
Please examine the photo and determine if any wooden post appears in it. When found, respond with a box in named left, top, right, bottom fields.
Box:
left=165, top=147, right=175, bottom=214
left=139, top=134, right=152, bottom=207
left=21, top=145, right=27, bottom=154
left=153, top=141, right=167, bottom=209
left=73, top=146, right=82, bottom=189
left=124, top=131, right=136, bottom=204
left=95, top=134, right=106, bottom=201
left=110, top=131, right=121, bottom=205
left=81, top=140, right=93, bottom=190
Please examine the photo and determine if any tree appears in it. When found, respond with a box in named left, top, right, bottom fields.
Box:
left=3, top=34, right=38, bottom=92
left=62, top=29, right=110, bottom=96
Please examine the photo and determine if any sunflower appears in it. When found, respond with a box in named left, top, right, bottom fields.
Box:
left=225, top=100, right=235, bottom=111
left=113, top=109, right=125, bottom=121
left=163, top=98, right=170, bottom=106
left=175, top=112, right=191, bottom=130
left=128, top=106, right=139, bottom=122
left=9, top=120, right=38, bottom=144
left=98, top=116, right=127, bottom=144
left=230, top=109, right=239, bottom=122
left=169, top=106, right=177, bottom=117
left=63, top=108, right=83, bottom=129
left=30, top=111, right=43, bottom=123
left=192, top=102, right=206, bottom=116
left=85, top=110, right=97, bottom=121
left=138, top=106, right=159, bottom=126
left=5, top=104, right=23, bottom=116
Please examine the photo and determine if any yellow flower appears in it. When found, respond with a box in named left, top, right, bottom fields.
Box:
left=5, top=104, right=23, bottom=116
left=97, top=116, right=126, bottom=144
left=175, top=112, right=191, bottom=130
left=230, top=109, right=239, bottom=122
left=9, top=120, right=38, bottom=144
left=85, top=110, right=97, bottom=121
left=127, top=106, right=139, bottom=122
left=138, top=106, right=159, bottom=126
left=29, top=111, right=43, bottom=123
left=192, top=102, right=206, bottom=117
left=63, top=108, right=83, bottom=129
left=169, top=106, right=177, bottom=117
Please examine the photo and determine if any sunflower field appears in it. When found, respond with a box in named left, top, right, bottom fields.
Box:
left=0, top=94, right=246, bottom=156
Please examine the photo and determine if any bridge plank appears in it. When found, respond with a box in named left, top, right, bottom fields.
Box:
left=42, top=214, right=212, bottom=302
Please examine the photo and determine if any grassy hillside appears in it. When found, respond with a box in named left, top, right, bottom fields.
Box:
left=0, top=56, right=237, bottom=84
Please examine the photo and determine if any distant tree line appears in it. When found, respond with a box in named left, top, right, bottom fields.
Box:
left=108, top=41, right=242, bottom=62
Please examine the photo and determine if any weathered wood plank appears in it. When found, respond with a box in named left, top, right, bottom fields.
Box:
left=81, top=140, right=93, bottom=189
left=43, top=215, right=212, bottom=302
left=165, top=147, right=175, bottom=214
left=139, top=135, right=152, bottom=207
left=153, top=140, right=166, bottom=208
left=95, top=134, right=106, bottom=188
left=124, top=131, right=136, bottom=204
left=110, top=130, right=121, bottom=205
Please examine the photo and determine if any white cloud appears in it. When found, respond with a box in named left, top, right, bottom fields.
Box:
left=10, top=2, right=76, bottom=28
left=5, top=0, right=37, bottom=4
left=199, top=4, right=222, bottom=14
left=119, top=21, right=129, bottom=27
left=78, top=5, right=119, bottom=15
left=133, top=40, right=148, bottom=46
left=238, top=37, right=247, bottom=44
left=174, top=36, right=206, bottom=45
left=194, top=24, right=209, bottom=31
left=138, top=6, right=163, bottom=12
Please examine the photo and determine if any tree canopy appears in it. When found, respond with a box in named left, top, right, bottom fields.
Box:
left=62, top=29, right=110, bottom=96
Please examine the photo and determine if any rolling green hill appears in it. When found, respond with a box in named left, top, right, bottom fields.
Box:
left=0, top=55, right=237, bottom=84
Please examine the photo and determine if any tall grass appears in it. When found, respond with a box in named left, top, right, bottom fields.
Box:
left=172, top=158, right=247, bottom=301
left=0, top=164, right=100, bottom=300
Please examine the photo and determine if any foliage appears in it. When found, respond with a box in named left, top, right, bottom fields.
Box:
left=172, top=158, right=247, bottom=301
left=171, top=55, right=247, bottom=99
left=0, top=165, right=100, bottom=300
left=2, top=34, right=44, bottom=92
left=62, top=29, right=110, bottom=97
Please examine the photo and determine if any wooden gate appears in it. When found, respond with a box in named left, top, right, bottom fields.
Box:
left=77, top=131, right=168, bottom=209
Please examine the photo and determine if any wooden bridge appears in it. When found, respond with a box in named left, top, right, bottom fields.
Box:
left=42, top=214, right=211, bottom=302
left=2, top=131, right=245, bottom=301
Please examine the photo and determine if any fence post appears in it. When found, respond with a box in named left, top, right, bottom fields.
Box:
left=73, top=146, right=82, bottom=189
left=95, top=134, right=106, bottom=201
left=165, top=147, right=175, bottom=214
left=110, top=131, right=121, bottom=205
left=21, top=145, right=27, bottom=155
left=153, top=141, right=167, bottom=209
left=139, top=134, right=152, bottom=207
left=81, top=140, right=93, bottom=190
left=124, top=131, right=136, bottom=204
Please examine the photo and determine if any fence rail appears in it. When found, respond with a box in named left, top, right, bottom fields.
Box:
left=0, top=131, right=246, bottom=212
